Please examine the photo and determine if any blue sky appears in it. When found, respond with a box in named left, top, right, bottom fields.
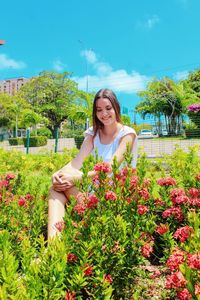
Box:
left=1, top=0, right=200, bottom=121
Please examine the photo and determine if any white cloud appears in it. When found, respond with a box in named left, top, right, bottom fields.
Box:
left=173, top=70, right=189, bottom=81
left=74, top=50, right=150, bottom=94
left=137, top=15, right=160, bottom=30
left=81, top=49, right=97, bottom=64
left=52, top=59, right=67, bottom=72
left=0, top=53, right=26, bottom=70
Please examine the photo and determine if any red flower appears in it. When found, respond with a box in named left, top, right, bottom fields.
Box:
left=188, top=197, right=200, bottom=207
left=166, top=248, right=185, bottom=271
left=154, top=198, right=165, bottom=206
left=105, top=191, right=117, bottom=201
left=187, top=252, right=200, bottom=269
left=165, top=271, right=187, bottom=289
left=5, top=173, right=16, bottom=181
left=74, top=203, right=87, bottom=215
left=25, top=194, right=33, bottom=201
left=156, top=224, right=169, bottom=235
left=176, top=288, right=192, bottom=300
left=84, top=264, right=93, bottom=276
left=188, top=188, right=200, bottom=198
left=87, top=194, right=99, bottom=208
left=18, top=197, right=26, bottom=207
left=129, top=175, right=139, bottom=189
left=67, top=253, right=78, bottom=263
left=162, top=207, right=184, bottom=222
left=195, top=173, right=200, bottom=181
left=54, top=221, right=65, bottom=232
left=138, top=188, right=150, bottom=200
left=94, top=162, right=112, bottom=173
left=65, top=291, right=75, bottom=300
left=173, top=226, right=193, bottom=243
left=104, top=274, right=113, bottom=284
left=170, top=188, right=185, bottom=200
left=141, top=243, right=153, bottom=258
left=137, top=204, right=149, bottom=215
left=157, top=177, right=176, bottom=186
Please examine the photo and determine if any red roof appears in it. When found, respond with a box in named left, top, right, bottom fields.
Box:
left=0, top=40, right=6, bottom=45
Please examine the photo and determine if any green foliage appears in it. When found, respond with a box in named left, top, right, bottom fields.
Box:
left=20, top=71, right=78, bottom=137
left=23, top=136, right=48, bottom=147
left=0, top=148, right=200, bottom=299
left=30, top=127, right=52, bottom=138
left=8, top=137, right=24, bottom=145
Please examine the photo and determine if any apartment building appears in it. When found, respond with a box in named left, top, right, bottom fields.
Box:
left=0, top=77, right=29, bottom=95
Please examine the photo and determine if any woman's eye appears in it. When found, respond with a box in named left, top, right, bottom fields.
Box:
left=97, top=110, right=102, bottom=112
left=106, top=107, right=112, bottom=110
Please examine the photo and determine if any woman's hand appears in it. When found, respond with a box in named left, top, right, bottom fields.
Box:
left=52, top=171, right=74, bottom=192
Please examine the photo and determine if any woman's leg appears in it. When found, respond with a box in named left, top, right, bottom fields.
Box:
left=48, top=186, right=79, bottom=239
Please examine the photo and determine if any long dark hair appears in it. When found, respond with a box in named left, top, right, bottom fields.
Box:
left=92, top=89, right=122, bottom=137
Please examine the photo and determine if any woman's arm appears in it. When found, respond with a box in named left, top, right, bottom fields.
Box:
left=52, top=135, right=94, bottom=191
left=110, top=133, right=136, bottom=166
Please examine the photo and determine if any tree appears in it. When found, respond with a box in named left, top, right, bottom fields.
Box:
left=136, top=78, right=186, bottom=134
left=20, top=71, right=78, bottom=137
left=0, top=93, right=30, bottom=136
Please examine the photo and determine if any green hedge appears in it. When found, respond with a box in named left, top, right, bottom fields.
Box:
left=185, top=129, right=200, bottom=138
left=23, top=136, right=48, bottom=147
left=74, top=135, right=85, bottom=149
left=8, top=138, right=24, bottom=145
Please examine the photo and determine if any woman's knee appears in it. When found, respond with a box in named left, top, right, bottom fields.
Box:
left=49, top=186, right=67, bottom=203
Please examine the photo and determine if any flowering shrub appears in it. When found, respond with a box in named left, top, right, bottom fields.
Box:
left=187, top=104, right=200, bottom=129
left=0, top=147, right=200, bottom=299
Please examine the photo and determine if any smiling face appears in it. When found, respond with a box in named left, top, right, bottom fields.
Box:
left=96, top=97, right=117, bottom=126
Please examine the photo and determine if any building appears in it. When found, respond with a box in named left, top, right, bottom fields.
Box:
left=0, top=77, right=29, bottom=95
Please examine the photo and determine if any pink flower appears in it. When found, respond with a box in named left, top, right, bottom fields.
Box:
left=154, top=198, right=165, bottom=206
left=187, top=252, right=200, bottom=269
left=84, top=264, right=93, bottom=276
left=67, top=253, right=78, bottom=263
left=165, top=271, right=187, bottom=289
left=166, top=248, right=185, bottom=271
left=65, top=291, right=76, bottom=300
left=87, top=194, right=99, bottom=208
left=137, top=205, right=149, bottom=215
left=157, top=177, right=176, bottom=186
left=195, top=284, right=200, bottom=296
left=105, top=191, right=117, bottom=201
left=18, top=197, right=26, bottom=207
left=174, top=226, right=193, bottom=243
left=104, top=274, right=113, bottom=284
left=170, top=188, right=185, bottom=200
left=94, top=162, right=112, bottom=173
left=141, top=243, right=153, bottom=258
left=156, top=224, right=169, bottom=235
left=74, top=203, right=87, bottom=215
left=176, top=288, right=192, bottom=300
left=129, top=175, right=139, bottom=189
left=0, top=180, right=9, bottom=188
left=54, top=221, right=65, bottom=232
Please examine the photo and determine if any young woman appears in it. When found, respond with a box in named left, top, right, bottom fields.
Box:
left=48, top=89, right=138, bottom=239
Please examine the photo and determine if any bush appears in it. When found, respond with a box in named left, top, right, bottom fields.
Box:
left=185, top=129, right=200, bottom=138
left=23, top=136, right=48, bottom=147
left=74, top=135, right=84, bottom=149
left=30, top=127, right=52, bottom=138
left=8, top=138, right=24, bottom=146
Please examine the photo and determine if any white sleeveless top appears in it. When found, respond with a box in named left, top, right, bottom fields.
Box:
left=84, top=125, right=138, bottom=167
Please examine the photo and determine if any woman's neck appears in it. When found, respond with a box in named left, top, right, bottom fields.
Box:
left=101, top=122, right=122, bottom=136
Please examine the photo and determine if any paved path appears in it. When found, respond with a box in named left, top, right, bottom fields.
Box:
left=0, top=138, right=200, bottom=157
